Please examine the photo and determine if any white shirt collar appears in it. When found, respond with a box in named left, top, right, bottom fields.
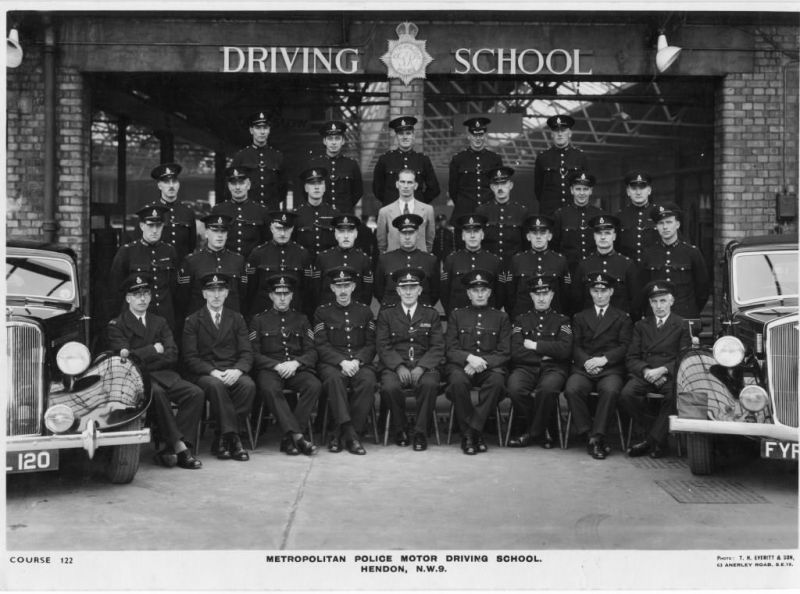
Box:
left=404, top=304, right=417, bottom=318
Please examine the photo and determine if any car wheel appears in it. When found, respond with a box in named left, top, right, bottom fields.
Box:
left=687, top=432, right=714, bottom=475
left=105, top=417, right=143, bottom=484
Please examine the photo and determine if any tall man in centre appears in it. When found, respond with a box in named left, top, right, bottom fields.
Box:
left=376, top=168, right=435, bottom=254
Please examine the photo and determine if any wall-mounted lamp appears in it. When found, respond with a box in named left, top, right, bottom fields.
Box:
left=7, top=28, right=23, bottom=68
left=656, top=32, right=681, bottom=73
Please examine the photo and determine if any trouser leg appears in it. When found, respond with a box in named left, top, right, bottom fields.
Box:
left=380, top=369, right=406, bottom=434
left=412, top=369, right=440, bottom=435
left=563, top=373, right=595, bottom=437
left=257, top=370, right=299, bottom=434
left=468, top=369, right=504, bottom=434
left=529, top=370, right=566, bottom=438
left=592, top=374, right=624, bottom=438
left=284, top=371, right=321, bottom=433
left=195, top=375, right=238, bottom=435
left=348, top=367, right=377, bottom=435
left=446, top=365, right=473, bottom=434
left=506, top=367, right=539, bottom=434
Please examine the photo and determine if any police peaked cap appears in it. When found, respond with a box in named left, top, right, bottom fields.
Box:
left=326, top=266, right=358, bottom=285
left=586, top=271, right=616, bottom=289
left=202, top=213, right=233, bottom=229
left=300, top=167, right=328, bottom=183
left=225, top=166, right=251, bottom=181
left=392, top=213, right=424, bottom=231
left=391, top=267, right=426, bottom=286
left=463, top=117, right=491, bottom=133
left=320, top=120, right=347, bottom=137
left=546, top=114, right=575, bottom=130
left=568, top=170, right=596, bottom=187
left=246, top=111, right=272, bottom=126
left=650, top=203, right=682, bottom=223
left=456, top=213, right=488, bottom=229
left=389, top=116, right=418, bottom=132
left=624, top=170, right=652, bottom=186
left=588, top=214, right=620, bottom=231
left=528, top=274, right=557, bottom=293
left=136, top=204, right=169, bottom=222
left=488, top=166, right=515, bottom=184
left=524, top=214, right=555, bottom=232
left=201, top=273, right=230, bottom=289
left=266, top=272, right=298, bottom=292
left=123, top=273, right=153, bottom=293
left=461, top=269, right=494, bottom=288
left=331, top=214, right=361, bottom=229
left=150, top=162, right=182, bottom=181
left=643, top=280, right=675, bottom=298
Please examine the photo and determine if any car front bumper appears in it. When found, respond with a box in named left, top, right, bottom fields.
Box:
left=6, top=422, right=150, bottom=459
left=669, top=415, right=798, bottom=442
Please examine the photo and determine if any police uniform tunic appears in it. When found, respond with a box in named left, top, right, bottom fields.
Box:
left=245, top=241, right=314, bottom=317
left=640, top=240, right=710, bottom=320
left=573, top=250, right=642, bottom=320
left=109, top=239, right=179, bottom=330
left=374, top=248, right=440, bottom=307
left=313, top=302, right=377, bottom=434
left=375, top=303, right=444, bottom=436
left=178, top=247, right=247, bottom=316
left=157, top=198, right=197, bottom=262
left=476, top=199, right=532, bottom=264
left=445, top=305, right=511, bottom=435
left=507, top=249, right=570, bottom=318
left=293, top=201, right=336, bottom=258
left=211, top=199, right=270, bottom=259
left=305, top=150, right=363, bottom=214
left=506, top=308, right=572, bottom=438
left=440, top=249, right=502, bottom=314
left=249, top=308, right=320, bottom=435
left=552, top=203, right=603, bottom=273
left=106, top=309, right=204, bottom=447
left=615, top=202, right=659, bottom=266
left=231, top=144, right=287, bottom=209
left=372, top=149, right=440, bottom=205
left=448, top=147, right=503, bottom=222
left=534, top=145, right=589, bottom=216
left=315, top=247, right=374, bottom=308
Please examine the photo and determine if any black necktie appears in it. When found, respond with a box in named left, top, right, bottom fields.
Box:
left=406, top=308, right=412, bottom=321
left=214, top=312, right=221, bottom=328
left=403, top=203, right=410, bottom=214
left=597, top=308, right=604, bottom=320
left=657, top=317, right=664, bottom=329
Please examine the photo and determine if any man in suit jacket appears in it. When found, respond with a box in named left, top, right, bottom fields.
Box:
left=182, top=273, right=255, bottom=462
left=563, top=272, right=633, bottom=459
left=375, top=169, right=435, bottom=253
left=620, top=280, right=692, bottom=458
left=445, top=269, right=511, bottom=455
left=376, top=268, right=444, bottom=451
left=106, top=273, right=204, bottom=469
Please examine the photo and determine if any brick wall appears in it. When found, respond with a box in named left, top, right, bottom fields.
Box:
left=713, top=26, right=800, bottom=306
left=6, top=42, right=91, bottom=294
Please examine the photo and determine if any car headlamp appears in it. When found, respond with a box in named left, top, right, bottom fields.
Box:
left=44, top=404, right=75, bottom=433
left=712, top=336, right=745, bottom=367
left=739, top=385, right=768, bottom=413
left=56, top=341, right=91, bottom=376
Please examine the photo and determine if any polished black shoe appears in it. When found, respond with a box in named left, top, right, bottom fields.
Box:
left=412, top=433, right=427, bottom=451
left=229, top=436, right=249, bottom=461
left=177, top=450, right=202, bottom=469
left=590, top=441, right=607, bottom=460
left=627, top=440, right=651, bottom=457
left=328, top=435, right=342, bottom=453
left=461, top=435, right=477, bottom=455
left=508, top=433, right=532, bottom=448
left=649, top=444, right=667, bottom=459
left=210, top=434, right=224, bottom=455
left=475, top=434, right=488, bottom=453
left=153, top=449, right=178, bottom=468
left=293, top=435, right=318, bottom=456
left=346, top=438, right=366, bottom=455
left=280, top=436, right=299, bottom=456
left=394, top=430, right=409, bottom=447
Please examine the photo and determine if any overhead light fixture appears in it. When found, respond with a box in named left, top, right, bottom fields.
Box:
left=656, top=32, right=682, bottom=73
left=7, top=28, right=23, bottom=68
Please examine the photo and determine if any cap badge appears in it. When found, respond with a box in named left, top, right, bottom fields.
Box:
left=151, top=209, right=158, bottom=217
left=468, top=217, right=475, bottom=225
left=636, top=174, right=644, bottom=182
left=475, top=274, right=483, bottom=282
left=599, top=217, right=605, bottom=224
left=164, top=167, right=173, bottom=175
left=338, top=270, right=346, bottom=279
left=136, top=276, right=143, bottom=284
left=212, top=275, right=219, bottom=283
left=595, top=274, right=603, bottom=283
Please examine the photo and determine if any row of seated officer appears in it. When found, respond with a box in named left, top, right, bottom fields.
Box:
left=105, top=258, right=691, bottom=469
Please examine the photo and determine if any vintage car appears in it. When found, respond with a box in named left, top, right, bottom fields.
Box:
left=669, top=233, right=798, bottom=475
left=6, top=241, right=151, bottom=483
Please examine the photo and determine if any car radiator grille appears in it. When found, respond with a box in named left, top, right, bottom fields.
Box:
left=6, top=322, right=45, bottom=436
left=766, top=316, right=799, bottom=428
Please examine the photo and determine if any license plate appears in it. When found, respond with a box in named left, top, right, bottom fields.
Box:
left=5, top=450, right=59, bottom=473
left=760, top=439, right=799, bottom=461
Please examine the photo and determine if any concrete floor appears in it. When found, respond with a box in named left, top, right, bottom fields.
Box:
left=6, top=431, right=797, bottom=551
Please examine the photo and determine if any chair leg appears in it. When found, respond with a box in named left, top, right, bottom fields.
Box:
left=495, top=405, right=503, bottom=447
left=432, top=406, right=441, bottom=446
left=253, top=401, right=264, bottom=449
left=383, top=409, right=391, bottom=447
left=563, top=411, right=572, bottom=449
left=446, top=403, right=455, bottom=445
left=244, top=417, right=256, bottom=451
left=504, top=406, right=514, bottom=447
left=321, top=403, right=329, bottom=442
left=370, top=403, right=380, bottom=445
left=626, top=418, right=633, bottom=450
left=615, top=409, right=626, bottom=452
